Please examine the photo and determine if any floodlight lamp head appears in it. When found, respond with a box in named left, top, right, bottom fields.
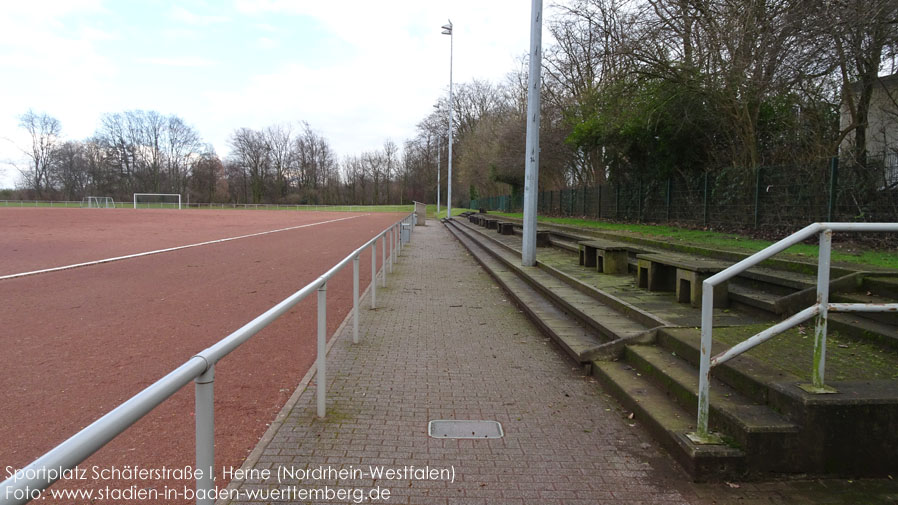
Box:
left=441, top=20, right=452, bottom=35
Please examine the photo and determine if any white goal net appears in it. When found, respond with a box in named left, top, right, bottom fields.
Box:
left=82, top=196, right=115, bottom=208
left=133, top=193, right=182, bottom=209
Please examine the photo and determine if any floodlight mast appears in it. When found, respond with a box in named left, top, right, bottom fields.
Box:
left=522, top=0, right=543, bottom=267
left=441, top=20, right=453, bottom=220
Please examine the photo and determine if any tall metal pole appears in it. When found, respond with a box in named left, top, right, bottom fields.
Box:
left=437, top=135, right=441, bottom=219
left=521, top=0, right=543, bottom=266
left=442, top=20, right=453, bottom=221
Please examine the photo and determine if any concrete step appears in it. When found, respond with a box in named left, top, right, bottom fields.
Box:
left=450, top=220, right=653, bottom=343
left=728, top=283, right=783, bottom=315
left=863, top=275, right=898, bottom=298
left=444, top=220, right=606, bottom=362
left=655, top=327, right=800, bottom=405
left=625, top=345, right=802, bottom=473
left=829, top=313, right=898, bottom=350
left=548, top=236, right=579, bottom=253
left=831, top=292, right=898, bottom=325
left=592, top=359, right=746, bottom=481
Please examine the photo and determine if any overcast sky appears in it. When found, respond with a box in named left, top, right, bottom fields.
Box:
left=0, top=0, right=547, bottom=189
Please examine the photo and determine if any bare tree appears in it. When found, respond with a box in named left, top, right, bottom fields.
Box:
left=228, top=128, right=269, bottom=204
left=17, top=110, right=61, bottom=197
left=265, top=123, right=294, bottom=200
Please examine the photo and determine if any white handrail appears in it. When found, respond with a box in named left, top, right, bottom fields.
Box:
left=691, top=222, right=898, bottom=443
left=0, top=212, right=416, bottom=505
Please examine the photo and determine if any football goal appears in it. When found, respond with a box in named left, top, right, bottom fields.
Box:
left=133, top=193, right=182, bottom=209
left=82, top=196, right=115, bottom=208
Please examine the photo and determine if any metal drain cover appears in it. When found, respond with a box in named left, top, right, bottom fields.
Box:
left=428, top=420, right=504, bottom=439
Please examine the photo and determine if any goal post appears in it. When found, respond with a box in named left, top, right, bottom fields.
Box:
left=133, top=193, right=182, bottom=209
left=81, top=196, right=115, bottom=208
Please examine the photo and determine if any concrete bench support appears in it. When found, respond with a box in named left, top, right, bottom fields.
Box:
left=497, top=222, right=515, bottom=235
left=578, top=240, right=630, bottom=274
left=637, top=257, right=676, bottom=292
left=676, top=269, right=729, bottom=308
left=483, top=219, right=498, bottom=230
left=637, top=253, right=729, bottom=307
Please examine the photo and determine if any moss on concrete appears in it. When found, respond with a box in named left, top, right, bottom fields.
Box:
left=712, top=324, right=898, bottom=382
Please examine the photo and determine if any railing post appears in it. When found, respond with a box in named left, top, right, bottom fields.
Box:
left=352, top=255, right=360, bottom=344
left=195, top=364, right=215, bottom=505
left=370, top=241, right=376, bottom=309
left=317, top=282, right=327, bottom=418
left=812, top=228, right=833, bottom=391
left=381, top=232, right=386, bottom=287
left=388, top=228, right=393, bottom=273
left=693, top=285, right=715, bottom=442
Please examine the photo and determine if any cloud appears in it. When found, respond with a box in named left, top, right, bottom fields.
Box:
left=255, top=37, right=280, bottom=50
left=168, top=6, right=229, bottom=26
left=138, top=57, right=218, bottom=67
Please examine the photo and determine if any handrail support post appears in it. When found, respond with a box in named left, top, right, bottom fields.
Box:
left=353, top=255, right=360, bottom=344
left=195, top=364, right=215, bottom=505
left=317, top=282, right=327, bottom=418
left=688, top=285, right=723, bottom=444
left=370, top=241, right=376, bottom=309
left=808, top=228, right=837, bottom=393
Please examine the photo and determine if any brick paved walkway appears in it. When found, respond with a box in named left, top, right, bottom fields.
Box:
left=223, top=222, right=898, bottom=505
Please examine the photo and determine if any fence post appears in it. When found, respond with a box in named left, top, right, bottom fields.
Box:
left=666, top=177, right=672, bottom=222
left=195, top=364, right=215, bottom=505
left=388, top=228, right=393, bottom=274
left=353, top=255, right=360, bottom=344
left=317, top=282, right=327, bottom=418
left=703, top=172, right=709, bottom=227
left=582, top=187, right=587, bottom=215
left=381, top=233, right=386, bottom=287
left=827, top=156, right=839, bottom=222
left=597, top=185, right=602, bottom=219
left=615, top=183, right=620, bottom=218
left=370, top=241, right=376, bottom=309
left=637, top=179, right=643, bottom=222
left=754, top=166, right=762, bottom=228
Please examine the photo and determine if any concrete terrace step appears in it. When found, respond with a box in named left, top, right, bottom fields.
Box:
left=864, top=275, right=898, bottom=298
left=625, top=345, right=802, bottom=473
left=444, top=221, right=606, bottom=362
left=728, top=283, right=783, bottom=314
left=829, top=313, right=898, bottom=350
left=831, top=292, right=898, bottom=325
left=494, top=215, right=843, bottom=282
left=655, top=327, right=801, bottom=405
left=450, top=220, right=654, bottom=344
left=456, top=218, right=668, bottom=329
left=592, top=359, right=746, bottom=481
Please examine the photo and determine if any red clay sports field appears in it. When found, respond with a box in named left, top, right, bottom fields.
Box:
left=0, top=207, right=406, bottom=503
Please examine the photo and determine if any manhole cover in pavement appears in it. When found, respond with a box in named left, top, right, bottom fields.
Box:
left=428, top=420, right=504, bottom=439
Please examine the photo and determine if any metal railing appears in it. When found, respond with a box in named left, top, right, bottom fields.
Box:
left=690, top=222, right=898, bottom=443
left=0, top=213, right=416, bottom=505
left=0, top=199, right=415, bottom=213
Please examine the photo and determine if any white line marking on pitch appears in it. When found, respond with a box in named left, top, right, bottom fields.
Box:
left=1, top=214, right=367, bottom=281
